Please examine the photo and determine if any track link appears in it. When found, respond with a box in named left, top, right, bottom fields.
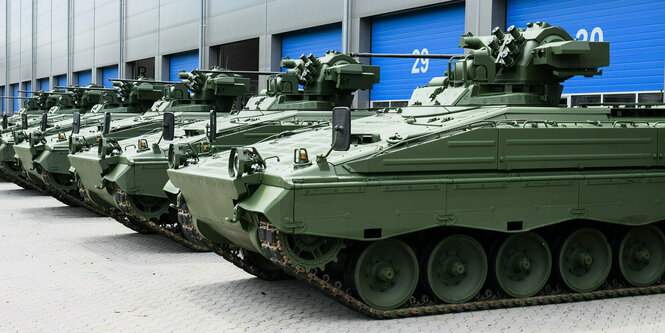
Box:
left=177, top=205, right=290, bottom=281
left=258, top=220, right=665, bottom=319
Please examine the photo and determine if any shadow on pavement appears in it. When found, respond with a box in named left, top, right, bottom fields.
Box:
left=0, top=187, right=45, bottom=197
left=185, top=277, right=368, bottom=322
left=80, top=232, right=214, bottom=257
left=15, top=205, right=102, bottom=218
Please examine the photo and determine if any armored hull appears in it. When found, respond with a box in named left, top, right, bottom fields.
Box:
left=168, top=23, right=665, bottom=316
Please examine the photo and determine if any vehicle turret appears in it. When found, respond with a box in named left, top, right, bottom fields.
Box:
left=408, top=21, right=609, bottom=106
left=176, top=68, right=251, bottom=112
left=253, top=51, right=379, bottom=110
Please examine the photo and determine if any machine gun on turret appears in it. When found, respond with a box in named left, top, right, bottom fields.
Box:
left=172, top=68, right=251, bottom=112
left=242, top=50, right=380, bottom=110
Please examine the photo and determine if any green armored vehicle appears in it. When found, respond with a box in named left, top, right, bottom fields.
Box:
left=12, top=80, right=169, bottom=200
left=69, top=52, right=379, bottom=252
left=67, top=69, right=252, bottom=235
left=0, top=92, right=62, bottom=178
left=1, top=87, right=105, bottom=182
left=0, top=92, right=59, bottom=131
left=170, top=22, right=665, bottom=317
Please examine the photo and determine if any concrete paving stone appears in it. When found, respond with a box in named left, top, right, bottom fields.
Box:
left=2, top=178, right=665, bottom=332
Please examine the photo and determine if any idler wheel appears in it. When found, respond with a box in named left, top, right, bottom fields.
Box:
left=557, top=228, right=611, bottom=292
left=423, top=234, right=487, bottom=304
left=277, top=232, right=345, bottom=272
left=122, top=193, right=170, bottom=221
left=350, top=239, right=418, bottom=310
left=618, top=225, right=665, bottom=287
left=42, top=171, right=76, bottom=192
left=493, top=232, right=551, bottom=298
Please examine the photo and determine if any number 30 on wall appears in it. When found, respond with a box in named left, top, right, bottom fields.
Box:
left=576, top=27, right=604, bottom=41
left=411, top=48, right=429, bottom=74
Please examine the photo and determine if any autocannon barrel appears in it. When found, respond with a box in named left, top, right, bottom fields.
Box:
left=350, top=52, right=465, bottom=59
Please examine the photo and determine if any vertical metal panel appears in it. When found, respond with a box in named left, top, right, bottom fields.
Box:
left=1, top=86, right=4, bottom=113
left=0, top=0, right=6, bottom=86
left=8, top=0, right=20, bottom=83
left=168, top=50, right=198, bottom=81
left=34, top=0, right=52, bottom=79
left=506, top=0, right=665, bottom=93
left=72, top=0, right=94, bottom=71
left=77, top=70, right=92, bottom=86
left=20, top=0, right=32, bottom=81
left=101, top=65, right=118, bottom=88
left=159, top=0, right=198, bottom=55
left=94, top=0, right=119, bottom=68
left=125, top=0, right=158, bottom=62
left=281, top=23, right=342, bottom=60
left=206, top=0, right=265, bottom=46
left=370, top=3, right=465, bottom=101
left=50, top=0, right=68, bottom=76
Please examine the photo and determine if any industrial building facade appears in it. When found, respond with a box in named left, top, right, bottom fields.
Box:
left=0, top=0, right=663, bottom=114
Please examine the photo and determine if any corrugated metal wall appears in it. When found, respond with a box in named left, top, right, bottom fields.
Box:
left=281, top=23, right=342, bottom=60
left=168, top=51, right=199, bottom=82
left=101, top=66, right=119, bottom=88
left=507, top=0, right=665, bottom=94
left=370, top=3, right=465, bottom=101
left=77, top=70, right=92, bottom=86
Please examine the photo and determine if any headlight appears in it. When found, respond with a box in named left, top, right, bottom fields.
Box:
left=228, top=147, right=265, bottom=178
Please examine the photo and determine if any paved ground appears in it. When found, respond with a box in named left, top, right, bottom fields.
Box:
left=1, top=178, right=665, bottom=332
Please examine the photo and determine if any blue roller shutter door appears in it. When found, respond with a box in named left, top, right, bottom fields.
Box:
left=281, top=23, right=342, bottom=62
left=12, top=84, right=19, bottom=112
left=370, top=3, right=465, bottom=102
left=40, top=79, right=49, bottom=91
left=507, top=0, right=665, bottom=94
left=1, top=87, right=4, bottom=113
left=25, top=82, right=31, bottom=97
left=77, top=70, right=92, bottom=86
left=169, top=51, right=199, bottom=82
left=57, top=75, right=67, bottom=87
left=101, top=65, right=118, bottom=88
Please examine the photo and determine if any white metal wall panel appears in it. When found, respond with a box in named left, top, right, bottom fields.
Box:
left=20, top=0, right=31, bottom=81
left=7, top=1, right=20, bottom=83
left=507, top=0, right=665, bottom=93
left=50, top=0, right=68, bottom=76
left=35, top=0, right=53, bottom=78
left=94, top=0, right=119, bottom=67
left=207, top=0, right=266, bottom=46
left=125, top=0, right=159, bottom=62
left=159, top=0, right=198, bottom=55
left=370, top=3, right=466, bottom=101
left=72, top=1, right=94, bottom=72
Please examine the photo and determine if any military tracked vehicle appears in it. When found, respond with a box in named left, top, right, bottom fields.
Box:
left=67, top=69, right=251, bottom=237
left=0, top=92, right=62, bottom=178
left=0, top=92, right=59, bottom=131
left=1, top=87, right=104, bottom=181
left=69, top=51, right=380, bottom=255
left=11, top=79, right=169, bottom=202
left=170, top=22, right=665, bottom=317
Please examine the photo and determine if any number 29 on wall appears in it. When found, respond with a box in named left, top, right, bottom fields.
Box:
left=411, top=48, right=429, bottom=74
